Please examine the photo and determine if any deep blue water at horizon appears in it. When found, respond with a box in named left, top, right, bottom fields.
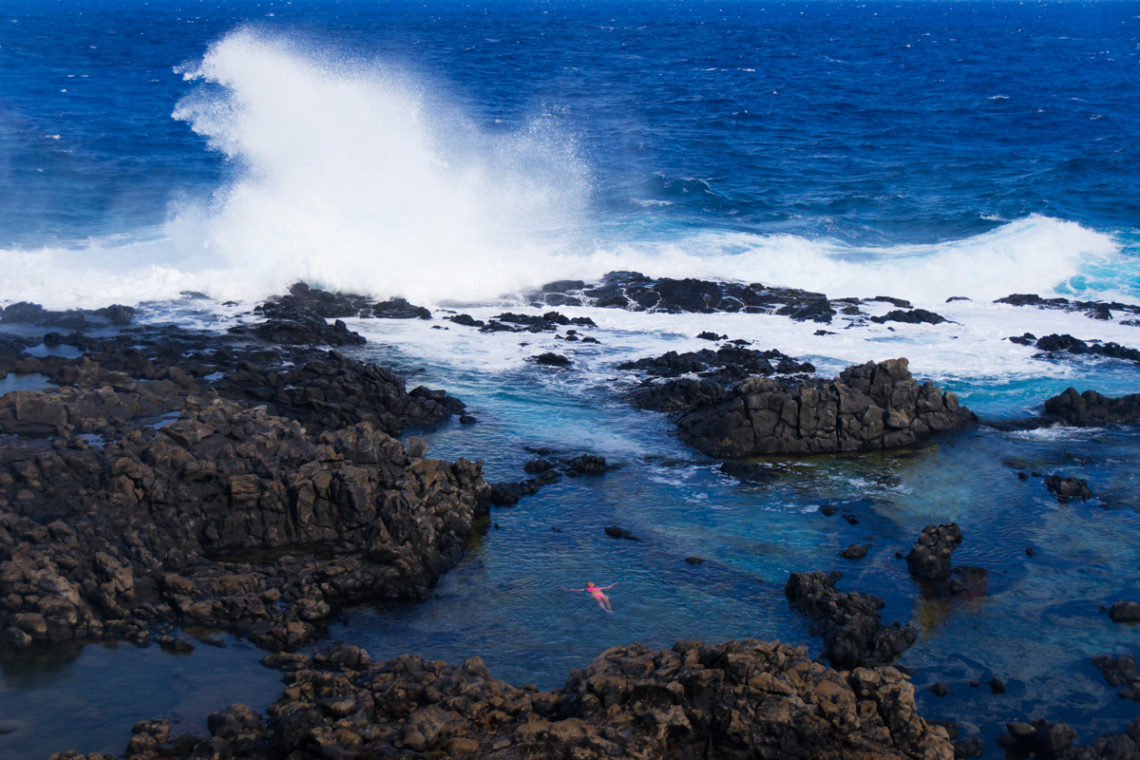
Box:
left=3, top=0, right=1140, bottom=249
left=3, top=1, right=1140, bottom=758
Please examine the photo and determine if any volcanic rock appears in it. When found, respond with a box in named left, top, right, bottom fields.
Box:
left=1091, top=655, right=1140, bottom=701
left=840, top=543, right=871, bottom=560
left=1032, top=334, right=1140, bottom=365
left=654, top=358, right=974, bottom=458
left=51, top=638, right=956, bottom=760
left=0, top=361, right=490, bottom=652
left=996, top=292, right=1140, bottom=322
left=531, top=352, right=572, bottom=367
left=1108, top=601, right=1140, bottom=623
left=906, top=523, right=963, bottom=583
left=1044, top=387, right=1140, bottom=426
left=371, top=297, right=432, bottom=319
left=533, top=271, right=839, bottom=323
left=213, top=350, right=465, bottom=436
left=870, top=309, right=948, bottom=325
left=1044, top=474, right=1093, bottom=502
left=785, top=571, right=917, bottom=670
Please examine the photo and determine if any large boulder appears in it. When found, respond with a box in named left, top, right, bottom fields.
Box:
left=670, top=358, right=975, bottom=458
left=1044, top=388, right=1140, bottom=426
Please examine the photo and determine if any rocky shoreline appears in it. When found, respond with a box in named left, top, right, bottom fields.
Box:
left=3, top=281, right=1140, bottom=759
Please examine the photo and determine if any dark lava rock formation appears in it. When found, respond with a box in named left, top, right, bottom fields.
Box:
left=995, top=716, right=1140, bottom=760
left=1044, top=474, right=1093, bottom=502
left=619, top=344, right=814, bottom=384
left=870, top=308, right=948, bottom=326
left=636, top=358, right=974, bottom=458
left=1108, top=601, right=1140, bottom=624
left=906, top=524, right=962, bottom=583
left=0, top=344, right=489, bottom=652
left=905, top=523, right=986, bottom=597
left=1044, top=388, right=1140, bottom=427
left=1027, top=333, right=1140, bottom=366
left=996, top=293, right=1140, bottom=323
left=1092, top=655, right=1140, bottom=702
left=51, top=639, right=955, bottom=760
left=785, top=571, right=918, bottom=670
left=532, top=271, right=839, bottom=323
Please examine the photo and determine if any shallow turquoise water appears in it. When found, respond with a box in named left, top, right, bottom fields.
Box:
left=323, top=336, right=1140, bottom=753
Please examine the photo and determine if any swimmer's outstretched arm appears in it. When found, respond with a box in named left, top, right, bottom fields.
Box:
left=563, top=586, right=586, bottom=592
left=597, top=582, right=617, bottom=590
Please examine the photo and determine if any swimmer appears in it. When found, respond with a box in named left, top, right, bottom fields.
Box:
left=565, top=582, right=617, bottom=613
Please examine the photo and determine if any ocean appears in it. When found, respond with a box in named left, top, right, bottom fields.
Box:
left=1, top=0, right=1139, bottom=756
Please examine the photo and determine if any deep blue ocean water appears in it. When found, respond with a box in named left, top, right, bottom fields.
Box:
left=1, top=1, right=1140, bottom=757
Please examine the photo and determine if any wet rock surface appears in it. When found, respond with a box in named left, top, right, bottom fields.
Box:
left=1029, top=333, right=1140, bottom=366
left=619, top=344, right=814, bottom=385
left=995, top=716, right=1140, bottom=760
left=0, top=312, right=490, bottom=653
left=1107, top=601, right=1140, bottom=624
left=996, top=292, right=1140, bottom=323
left=785, top=571, right=918, bottom=670
left=905, top=524, right=986, bottom=598
left=532, top=271, right=840, bottom=323
left=1091, top=655, right=1140, bottom=702
left=870, top=308, right=948, bottom=325
left=1044, top=473, right=1094, bottom=502
left=50, top=638, right=955, bottom=760
left=906, top=524, right=963, bottom=583
left=1044, top=388, right=1140, bottom=427
left=635, top=358, right=975, bottom=458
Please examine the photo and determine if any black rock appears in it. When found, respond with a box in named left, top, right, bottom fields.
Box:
left=870, top=308, right=947, bottom=325
left=531, top=352, right=571, bottom=367
left=604, top=525, right=639, bottom=541
left=1044, top=473, right=1093, bottom=502
left=906, top=523, right=963, bottom=583
left=839, top=544, right=870, bottom=560
left=929, top=682, right=949, bottom=697
left=371, top=298, right=431, bottom=319
left=785, top=571, right=917, bottom=670
left=665, top=358, right=975, bottom=458
left=1108, top=601, right=1140, bottom=623
left=1044, top=387, right=1140, bottom=426
left=448, top=314, right=485, bottom=328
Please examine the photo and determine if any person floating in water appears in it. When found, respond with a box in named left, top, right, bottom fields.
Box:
left=566, top=582, right=617, bottom=613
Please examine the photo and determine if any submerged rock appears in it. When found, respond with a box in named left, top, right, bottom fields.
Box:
left=1091, top=655, right=1140, bottom=701
left=1044, top=474, right=1093, bottom=502
left=50, top=638, right=955, bottom=760
left=785, top=571, right=917, bottom=670
left=649, top=358, right=974, bottom=458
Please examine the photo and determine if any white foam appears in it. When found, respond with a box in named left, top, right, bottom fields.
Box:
left=0, top=31, right=1132, bottom=314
